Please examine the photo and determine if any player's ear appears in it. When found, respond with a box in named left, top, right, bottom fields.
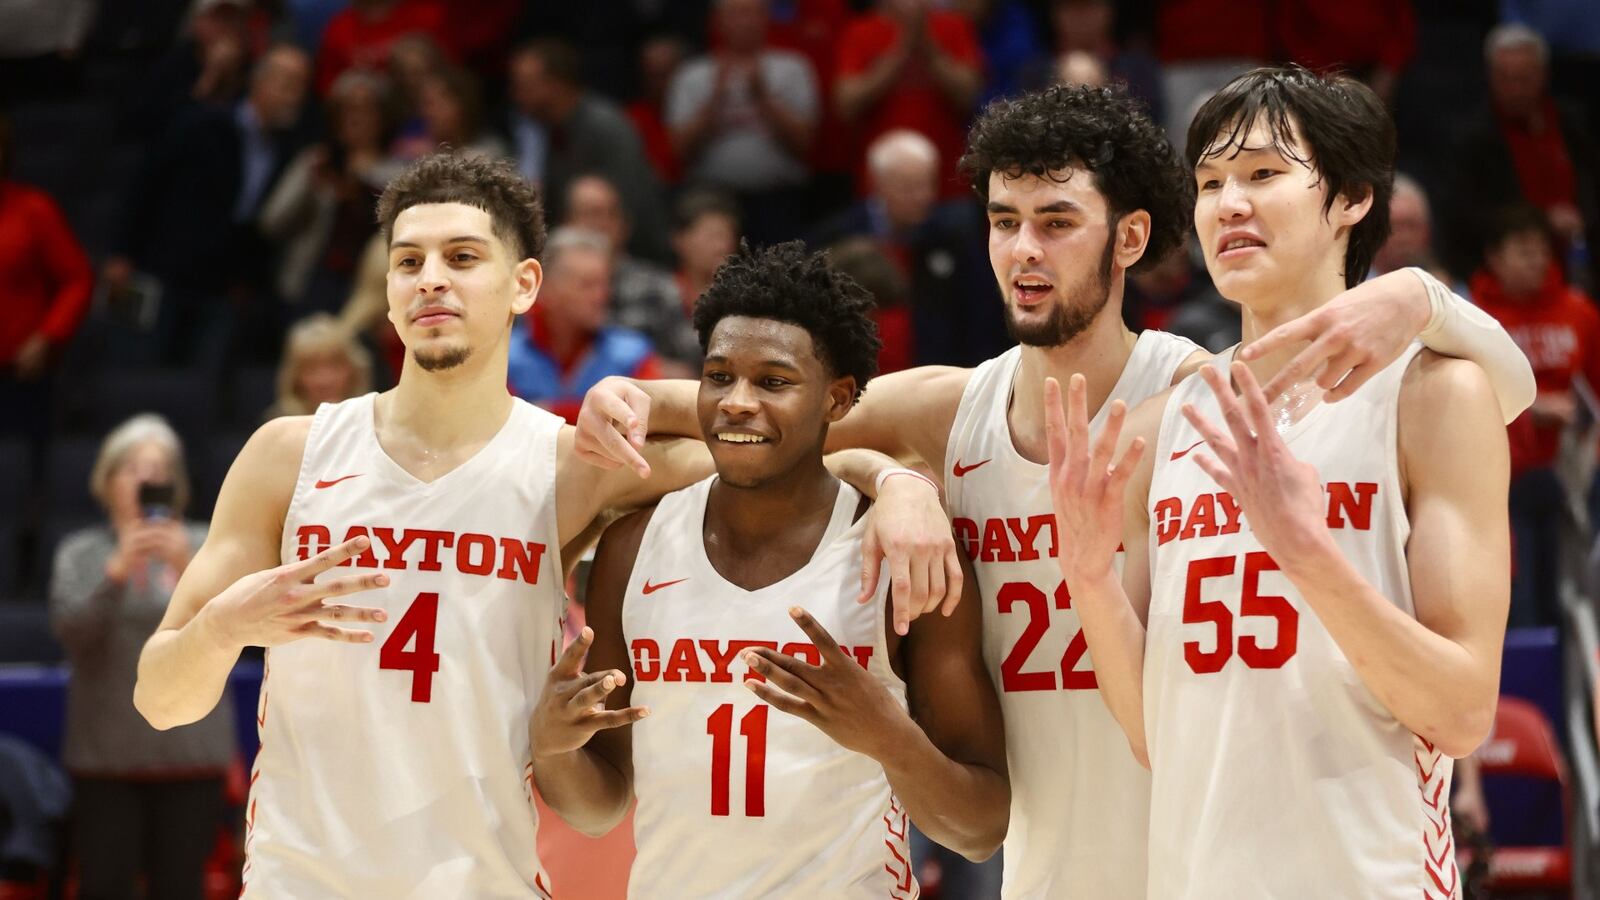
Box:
left=511, top=258, right=542, bottom=316
left=1114, top=209, right=1152, bottom=270
left=825, top=376, right=857, bottom=423
left=1335, top=183, right=1376, bottom=230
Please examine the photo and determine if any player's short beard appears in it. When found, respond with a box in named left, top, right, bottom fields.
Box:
left=1005, top=230, right=1117, bottom=348
left=414, top=344, right=471, bottom=372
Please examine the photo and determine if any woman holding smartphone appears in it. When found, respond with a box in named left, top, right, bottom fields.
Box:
left=49, top=413, right=235, bottom=900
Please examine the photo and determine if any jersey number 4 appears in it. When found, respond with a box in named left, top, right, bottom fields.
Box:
left=1182, top=552, right=1299, bottom=673
left=997, top=580, right=1096, bottom=692
left=708, top=703, right=768, bottom=817
left=379, top=592, right=442, bottom=702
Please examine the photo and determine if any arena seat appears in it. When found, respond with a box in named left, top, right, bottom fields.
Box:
left=79, top=369, right=220, bottom=446
left=0, top=436, right=35, bottom=518
left=1473, top=696, right=1573, bottom=892
left=43, top=436, right=103, bottom=524
left=0, top=607, right=63, bottom=666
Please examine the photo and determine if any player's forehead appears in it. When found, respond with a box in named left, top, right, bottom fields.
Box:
left=705, top=316, right=821, bottom=371
left=390, top=202, right=503, bottom=251
left=986, top=166, right=1108, bottom=218
left=1194, top=114, right=1310, bottom=174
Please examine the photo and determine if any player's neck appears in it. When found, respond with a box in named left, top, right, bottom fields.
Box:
left=1234, top=261, right=1348, bottom=386
left=705, top=459, right=840, bottom=562
left=1009, top=310, right=1139, bottom=465
left=380, top=347, right=516, bottom=466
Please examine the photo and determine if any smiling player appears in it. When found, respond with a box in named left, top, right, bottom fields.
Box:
left=530, top=242, right=1008, bottom=898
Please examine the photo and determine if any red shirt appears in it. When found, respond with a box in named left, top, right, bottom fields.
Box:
left=0, top=181, right=93, bottom=364
left=1275, top=0, right=1415, bottom=73
left=1155, top=0, right=1269, bottom=64
left=626, top=100, right=681, bottom=184
left=316, top=0, right=450, bottom=95
left=835, top=12, right=984, bottom=198
left=1500, top=98, right=1580, bottom=213
left=1472, top=265, right=1600, bottom=473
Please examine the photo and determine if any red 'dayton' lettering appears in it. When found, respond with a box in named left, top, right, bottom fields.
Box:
left=294, top=524, right=547, bottom=584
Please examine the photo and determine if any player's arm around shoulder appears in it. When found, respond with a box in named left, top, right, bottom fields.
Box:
left=894, top=551, right=1010, bottom=860
left=826, top=364, right=972, bottom=472
left=530, top=506, right=655, bottom=837
left=554, top=425, right=712, bottom=548
left=134, top=416, right=387, bottom=730
left=1397, top=351, right=1510, bottom=754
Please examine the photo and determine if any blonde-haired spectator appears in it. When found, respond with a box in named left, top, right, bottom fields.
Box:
left=266, top=314, right=373, bottom=419
left=50, top=413, right=234, bottom=900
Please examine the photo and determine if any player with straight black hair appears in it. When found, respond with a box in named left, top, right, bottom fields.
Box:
left=531, top=241, right=1008, bottom=898
left=1052, top=65, right=1509, bottom=899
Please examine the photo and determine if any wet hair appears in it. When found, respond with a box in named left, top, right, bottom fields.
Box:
left=692, top=241, right=880, bottom=399
left=1483, top=203, right=1553, bottom=254
left=377, top=152, right=546, bottom=260
left=959, top=82, right=1193, bottom=271
left=1186, top=66, right=1395, bottom=288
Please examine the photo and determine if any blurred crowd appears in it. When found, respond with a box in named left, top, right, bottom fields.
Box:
left=0, top=0, right=1597, bottom=637
left=0, top=1, right=1598, bottom=895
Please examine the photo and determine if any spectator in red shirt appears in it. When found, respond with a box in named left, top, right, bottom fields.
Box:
left=316, top=0, right=449, bottom=96
left=1470, top=204, right=1600, bottom=626
left=0, top=111, right=93, bottom=441
left=1446, top=25, right=1600, bottom=289
left=835, top=0, right=985, bottom=198
left=626, top=35, right=687, bottom=185
left=1274, top=0, right=1416, bottom=106
left=1154, top=0, right=1267, bottom=139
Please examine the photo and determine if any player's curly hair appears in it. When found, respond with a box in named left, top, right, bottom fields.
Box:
left=959, top=82, right=1193, bottom=272
left=377, top=151, right=546, bottom=260
left=692, top=241, right=881, bottom=400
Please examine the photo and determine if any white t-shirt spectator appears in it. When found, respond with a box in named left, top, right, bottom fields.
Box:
left=666, top=51, right=818, bottom=192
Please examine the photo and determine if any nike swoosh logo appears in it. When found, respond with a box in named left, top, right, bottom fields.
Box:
left=951, top=458, right=991, bottom=477
left=314, top=474, right=364, bottom=489
left=642, top=577, right=688, bottom=595
left=1169, top=440, right=1206, bottom=461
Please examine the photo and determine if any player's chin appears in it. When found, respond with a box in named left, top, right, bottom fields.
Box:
left=709, top=453, right=778, bottom=488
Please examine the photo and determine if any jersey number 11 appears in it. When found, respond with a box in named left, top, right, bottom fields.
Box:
left=708, top=703, right=769, bottom=817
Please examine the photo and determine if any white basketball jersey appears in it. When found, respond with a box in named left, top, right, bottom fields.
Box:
left=944, top=333, right=1198, bottom=900
left=1145, top=344, right=1459, bottom=899
left=244, top=394, right=566, bottom=899
left=624, top=476, right=917, bottom=899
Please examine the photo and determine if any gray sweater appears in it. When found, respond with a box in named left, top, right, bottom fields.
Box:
left=48, top=523, right=237, bottom=777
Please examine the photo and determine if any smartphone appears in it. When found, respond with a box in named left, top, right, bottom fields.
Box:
left=138, top=481, right=177, bottom=520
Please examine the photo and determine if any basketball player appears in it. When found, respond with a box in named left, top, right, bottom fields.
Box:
left=130, top=154, right=943, bottom=898
left=1049, top=66, right=1507, bottom=898
left=573, top=83, right=1533, bottom=899
left=530, top=242, right=1007, bottom=898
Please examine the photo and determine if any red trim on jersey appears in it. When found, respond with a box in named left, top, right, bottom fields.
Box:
left=882, top=794, right=915, bottom=898
left=1416, top=735, right=1459, bottom=898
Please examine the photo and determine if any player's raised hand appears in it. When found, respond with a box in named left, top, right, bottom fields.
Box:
left=1045, top=375, right=1141, bottom=584
left=531, top=627, right=648, bottom=759
left=574, top=376, right=653, bottom=478
left=860, top=474, right=963, bottom=636
left=1243, top=267, right=1428, bottom=404
left=198, top=536, right=390, bottom=650
left=1181, top=363, right=1328, bottom=562
left=743, top=608, right=908, bottom=760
